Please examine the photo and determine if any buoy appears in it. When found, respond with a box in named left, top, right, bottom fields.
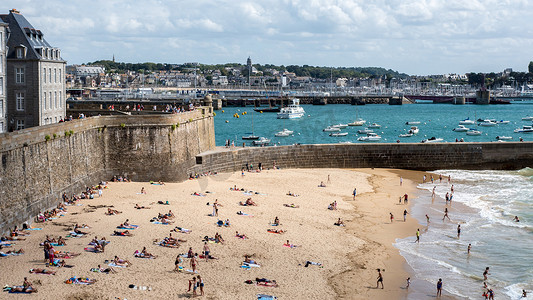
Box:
left=225, top=120, right=229, bottom=123
left=260, top=111, right=263, bottom=113
left=222, top=110, right=225, bottom=113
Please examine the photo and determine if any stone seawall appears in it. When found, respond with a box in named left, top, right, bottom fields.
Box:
left=0, top=108, right=215, bottom=234
left=190, top=143, right=533, bottom=175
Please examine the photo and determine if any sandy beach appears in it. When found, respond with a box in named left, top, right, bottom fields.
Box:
left=0, top=168, right=431, bottom=299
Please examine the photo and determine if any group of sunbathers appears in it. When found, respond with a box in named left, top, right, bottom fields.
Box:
left=106, top=208, right=122, bottom=215
left=203, top=232, right=225, bottom=244
left=134, top=247, right=157, bottom=259
left=189, top=171, right=217, bottom=179
left=150, top=211, right=175, bottom=224
left=239, top=198, right=257, bottom=206
left=328, top=201, right=337, bottom=210
left=156, top=233, right=187, bottom=248
left=3, top=277, right=37, bottom=293
left=112, top=175, right=130, bottom=182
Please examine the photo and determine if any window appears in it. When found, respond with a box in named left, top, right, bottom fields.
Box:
left=43, top=92, right=47, bottom=110
left=49, top=92, right=52, bottom=110
left=49, top=68, right=52, bottom=82
left=16, top=48, right=23, bottom=59
left=16, top=119, right=24, bottom=130
left=0, top=32, right=2, bottom=51
left=43, top=68, right=46, bottom=83
left=54, top=92, right=57, bottom=108
left=16, top=68, right=24, bottom=83
left=59, top=92, right=62, bottom=108
left=16, top=92, right=25, bottom=111
left=0, top=78, right=3, bottom=95
left=0, top=122, right=3, bottom=132
left=59, top=69, right=62, bottom=81
left=0, top=55, right=3, bottom=73
left=0, top=100, right=3, bottom=116
left=54, top=69, right=57, bottom=83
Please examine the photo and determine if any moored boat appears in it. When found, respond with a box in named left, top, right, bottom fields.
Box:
left=459, top=118, right=476, bottom=125
left=453, top=125, right=471, bottom=132
left=277, top=99, right=305, bottom=119
left=421, top=137, right=444, bottom=143
left=406, top=121, right=421, bottom=125
left=323, top=126, right=341, bottom=132
left=408, top=126, right=419, bottom=134
left=348, top=119, right=366, bottom=126
left=252, top=137, right=271, bottom=146
left=329, top=132, right=348, bottom=137
left=466, top=130, right=482, bottom=136
left=496, top=136, right=513, bottom=140
left=368, top=123, right=381, bottom=128
left=357, top=128, right=373, bottom=134
left=514, top=125, right=533, bottom=133
left=357, top=132, right=381, bottom=141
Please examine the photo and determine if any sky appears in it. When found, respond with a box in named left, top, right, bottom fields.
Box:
left=2, top=0, right=533, bottom=75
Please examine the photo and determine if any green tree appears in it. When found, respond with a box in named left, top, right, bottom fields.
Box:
left=529, top=61, right=533, bottom=74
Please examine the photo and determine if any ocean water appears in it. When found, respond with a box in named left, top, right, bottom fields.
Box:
left=395, top=169, right=533, bottom=299
left=213, top=103, right=533, bottom=146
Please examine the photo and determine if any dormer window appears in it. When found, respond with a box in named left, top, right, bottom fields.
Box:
left=16, top=46, right=26, bottom=59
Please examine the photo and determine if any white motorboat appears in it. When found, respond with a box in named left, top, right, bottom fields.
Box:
left=453, top=125, right=471, bottom=132
left=348, top=119, right=366, bottom=126
left=406, top=121, right=421, bottom=125
left=357, top=128, right=374, bottom=134
left=330, top=132, right=348, bottom=137
left=521, top=116, right=533, bottom=121
left=459, top=118, right=476, bottom=125
left=333, top=124, right=348, bottom=129
left=496, top=136, right=513, bottom=140
left=399, top=133, right=413, bottom=138
left=421, top=137, right=444, bottom=143
left=275, top=128, right=293, bottom=137
left=357, top=133, right=381, bottom=141
left=368, top=123, right=382, bottom=128
left=277, top=99, right=305, bottom=119
left=478, top=120, right=497, bottom=127
left=514, top=125, right=533, bottom=133
left=252, top=137, right=271, bottom=146
left=323, top=126, right=341, bottom=132
left=496, top=120, right=510, bottom=124
left=408, top=126, right=419, bottom=134
left=466, top=130, right=482, bottom=136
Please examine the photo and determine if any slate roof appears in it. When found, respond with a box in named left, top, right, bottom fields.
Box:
left=0, top=10, right=58, bottom=60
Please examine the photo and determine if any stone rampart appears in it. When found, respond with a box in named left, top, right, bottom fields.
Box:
left=191, top=143, right=533, bottom=175
left=0, top=108, right=215, bottom=234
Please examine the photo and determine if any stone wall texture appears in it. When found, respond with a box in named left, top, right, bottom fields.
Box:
left=0, top=107, right=215, bottom=234
left=191, top=142, right=533, bottom=174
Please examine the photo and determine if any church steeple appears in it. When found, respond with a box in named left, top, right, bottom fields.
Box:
left=112, top=54, right=115, bottom=63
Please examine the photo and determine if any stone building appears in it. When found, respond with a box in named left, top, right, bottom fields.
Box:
left=0, top=20, right=7, bottom=133
left=0, top=9, right=66, bottom=131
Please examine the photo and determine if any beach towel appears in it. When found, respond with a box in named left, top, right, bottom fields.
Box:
left=84, top=247, right=101, bottom=253
left=267, top=230, right=283, bottom=234
left=237, top=212, right=253, bottom=217
left=179, top=268, right=198, bottom=274
left=152, top=221, right=171, bottom=225
left=108, top=262, right=127, bottom=268
left=283, top=244, right=297, bottom=248
left=3, top=286, right=36, bottom=294
left=0, top=252, right=23, bottom=256
left=257, top=294, right=278, bottom=300
left=88, top=240, right=110, bottom=246
left=65, top=277, right=96, bottom=285
left=49, top=243, right=64, bottom=247
left=26, top=227, right=42, bottom=230
left=68, top=232, right=85, bottom=238
left=243, top=262, right=261, bottom=268
left=117, top=226, right=138, bottom=230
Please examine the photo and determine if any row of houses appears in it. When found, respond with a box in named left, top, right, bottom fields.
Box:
left=0, top=9, right=66, bottom=133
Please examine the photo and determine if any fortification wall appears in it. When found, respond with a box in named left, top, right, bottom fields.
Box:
left=191, top=142, right=533, bottom=174
left=0, top=108, right=215, bottom=234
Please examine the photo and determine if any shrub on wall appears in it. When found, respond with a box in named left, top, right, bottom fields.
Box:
left=45, top=135, right=51, bottom=141
left=53, top=133, right=57, bottom=139
left=171, top=124, right=177, bottom=131
left=64, top=131, right=70, bottom=137
left=120, top=123, right=126, bottom=128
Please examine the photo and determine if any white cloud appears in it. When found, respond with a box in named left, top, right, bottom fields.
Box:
left=2, top=0, right=533, bottom=74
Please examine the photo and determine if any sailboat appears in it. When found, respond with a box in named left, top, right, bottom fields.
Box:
left=242, top=111, right=259, bottom=140
left=348, top=104, right=366, bottom=126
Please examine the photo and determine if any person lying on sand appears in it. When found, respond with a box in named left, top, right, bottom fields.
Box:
left=171, top=226, right=192, bottom=234
left=134, top=204, right=151, bottom=209
left=113, top=230, right=133, bottom=237
left=283, top=204, right=299, bottom=208
left=318, top=182, right=326, bottom=187
left=239, top=198, right=257, bottom=206
left=255, top=278, right=278, bottom=287
left=328, top=201, right=337, bottom=210
left=6, top=277, right=37, bottom=293
left=1, top=236, right=26, bottom=241
left=91, top=264, right=117, bottom=274
left=235, top=231, right=248, bottom=239
left=29, top=268, right=56, bottom=275
left=303, top=261, right=322, bottom=268
left=286, top=191, right=299, bottom=197
left=267, top=229, right=286, bottom=234
left=157, top=200, right=170, bottom=205
left=192, top=192, right=206, bottom=196
left=134, top=247, right=157, bottom=259
left=54, top=251, right=80, bottom=258
left=113, top=256, right=132, bottom=267
left=106, top=208, right=122, bottom=215
left=244, top=255, right=258, bottom=264
left=283, top=240, right=299, bottom=248
left=334, top=218, right=345, bottom=226
left=1, top=248, right=25, bottom=255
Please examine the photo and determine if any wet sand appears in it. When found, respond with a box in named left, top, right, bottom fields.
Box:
left=0, top=168, right=434, bottom=299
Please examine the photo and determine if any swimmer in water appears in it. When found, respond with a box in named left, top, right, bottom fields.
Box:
left=514, top=216, right=520, bottom=222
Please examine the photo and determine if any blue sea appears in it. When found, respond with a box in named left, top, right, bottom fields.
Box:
left=213, top=103, right=533, bottom=145
left=395, top=169, right=533, bottom=299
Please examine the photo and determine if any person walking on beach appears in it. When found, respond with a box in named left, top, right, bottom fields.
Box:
left=187, top=276, right=197, bottom=294
left=190, top=255, right=198, bottom=273
left=376, top=269, right=384, bottom=289
left=437, top=278, right=443, bottom=297
left=390, top=213, right=394, bottom=223
left=443, top=208, right=450, bottom=221
left=439, top=174, right=443, bottom=183
left=352, top=188, right=357, bottom=200
left=197, top=275, right=204, bottom=296
left=403, top=193, right=409, bottom=204
left=327, top=174, right=331, bottom=184
left=457, top=225, right=461, bottom=238
left=431, top=175, right=434, bottom=183
left=403, top=209, right=408, bottom=222
left=467, top=243, right=471, bottom=254
left=432, top=186, right=436, bottom=198
left=426, top=214, right=430, bottom=225
left=406, top=277, right=411, bottom=289
left=416, top=229, right=420, bottom=243
left=400, top=177, right=403, bottom=186
left=423, top=175, right=427, bottom=183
